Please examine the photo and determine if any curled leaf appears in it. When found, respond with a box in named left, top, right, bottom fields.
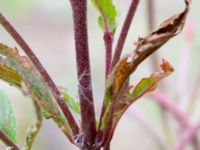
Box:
left=98, top=0, right=190, bottom=144
left=0, top=89, right=16, bottom=143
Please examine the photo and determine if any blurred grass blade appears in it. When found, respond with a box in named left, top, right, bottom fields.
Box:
left=0, top=89, right=16, bottom=143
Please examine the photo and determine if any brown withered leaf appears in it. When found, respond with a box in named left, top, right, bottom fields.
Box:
left=105, top=0, right=190, bottom=105
left=99, top=0, right=191, bottom=145
left=108, top=59, right=174, bottom=142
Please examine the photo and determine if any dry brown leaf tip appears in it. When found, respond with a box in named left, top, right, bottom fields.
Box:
left=160, top=58, right=174, bottom=74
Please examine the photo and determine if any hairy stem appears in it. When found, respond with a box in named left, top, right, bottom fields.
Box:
left=0, top=130, right=19, bottom=150
left=104, top=31, right=113, bottom=78
left=69, top=0, right=96, bottom=148
left=0, top=12, right=79, bottom=135
left=103, top=143, right=110, bottom=150
left=111, top=0, right=140, bottom=68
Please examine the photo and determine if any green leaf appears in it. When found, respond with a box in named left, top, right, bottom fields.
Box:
left=0, top=89, right=16, bottom=142
left=0, top=43, right=58, bottom=118
left=92, top=0, right=118, bottom=33
left=61, top=91, right=80, bottom=114
left=0, top=43, right=73, bottom=138
left=131, top=77, right=157, bottom=98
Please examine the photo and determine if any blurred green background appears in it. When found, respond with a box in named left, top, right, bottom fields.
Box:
left=0, top=0, right=200, bottom=149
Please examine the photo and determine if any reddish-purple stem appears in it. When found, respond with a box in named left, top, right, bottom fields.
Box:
left=150, top=90, right=200, bottom=150
left=0, top=12, right=79, bottom=135
left=111, top=0, right=139, bottom=69
left=104, top=31, right=113, bottom=78
left=0, top=130, right=19, bottom=150
left=69, top=0, right=96, bottom=148
left=93, top=0, right=113, bottom=78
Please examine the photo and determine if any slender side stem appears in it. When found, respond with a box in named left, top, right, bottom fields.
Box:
left=111, top=0, right=139, bottom=69
left=187, top=70, right=200, bottom=116
left=128, top=108, right=166, bottom=150
left=146, top=0, right=159, bottom=70
left=147, top=0, right=155, bottom=31
left=150, top=91, right=189, bottom=127
left=69, top=0, right=96, bottom=148
left=150, top=91, right=200, bottom=150
left=174, top=122, right=200, bottom=150
left=94, top=0, right=113, bottom=78
left=0, top=130, right=19, bottom=150
left=0, top=12, right=79, bottom=135
left=104, top=31, right=113, bottom=78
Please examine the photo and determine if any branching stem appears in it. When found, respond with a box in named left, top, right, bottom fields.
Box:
left=69, top=0, right=96, bottom=148
left=0, top=130, right=19, bottom=150
left=0, top=12, right=79, bottom=135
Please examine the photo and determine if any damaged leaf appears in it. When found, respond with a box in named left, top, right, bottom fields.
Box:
left=0, top=64, right=22, bottom=87
left=99, top=0, right=190, bottom=144
left=109, top=59, right=174, bottom=142
left=0, top=43, right=72, bottom=138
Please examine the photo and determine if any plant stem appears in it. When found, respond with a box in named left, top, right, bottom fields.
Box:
left=150, top=91, right=189, bottom=127
left=104, top=31, right=113, bottom=78
left=146, top=0, right=159, bottom=70
left=150, top=91, right=200, bottom=149
left=103, top=143, right=110, bottom=150
left=94, top=0, right=113, bottom=78
left=69, top=0, right=96, bottom=148
left=111, top=0, right=140, bottom=69
left=128, top=108, right=166, bottom=150
left=174, top=122, right=200, bottom=150
left=0, top=130, right=19, bottom=150
left=0, top=12, right=79, bottom=135
left=187, top=69, right=200, bottom=116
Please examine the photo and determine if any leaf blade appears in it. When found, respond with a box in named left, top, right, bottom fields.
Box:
left=92, top=0, right=118, bottom=33
left=0, top=89, right=16, bottom=143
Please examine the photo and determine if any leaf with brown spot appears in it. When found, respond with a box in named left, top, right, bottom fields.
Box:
left=99, top=0, right=191, bottom=144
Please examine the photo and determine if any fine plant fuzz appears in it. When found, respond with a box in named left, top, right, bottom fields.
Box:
left=0, top=0, right=192, bottom=150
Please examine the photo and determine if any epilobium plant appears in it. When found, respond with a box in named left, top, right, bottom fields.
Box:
left=0, top=0, right=191, bottom=150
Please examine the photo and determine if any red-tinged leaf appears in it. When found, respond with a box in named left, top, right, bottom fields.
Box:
left=99, top=1, right=191, bottom=142
left=105, top=59, right=174, bottom=144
